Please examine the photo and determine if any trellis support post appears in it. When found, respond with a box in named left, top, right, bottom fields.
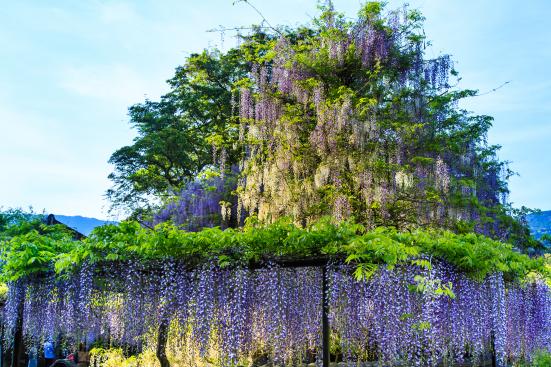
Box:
left=322, top=265, right=330, bottom=367
left=156, top=317, right=170, bottom=367
left=10, top=295, right=23, bottom=367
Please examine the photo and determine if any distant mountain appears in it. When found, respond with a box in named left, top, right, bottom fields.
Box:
left=526, top=210, right=551, bottom=240
left=53, top=215, right=117, bottom=236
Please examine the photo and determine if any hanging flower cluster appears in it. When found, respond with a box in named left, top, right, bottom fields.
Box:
left=329, top=262, right=550, bottom=366
left=505, top=281, right=551, bottom=361
left=7, top=263, right=322, bottom=366
left=327, top=262, right=541, bottom=366
left=154, top=167, right=239, bottom=231
left=4, top=260, right=549, bottom=366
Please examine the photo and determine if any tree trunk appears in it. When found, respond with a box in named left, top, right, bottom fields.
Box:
left=156, top=318, right=170, bottom=367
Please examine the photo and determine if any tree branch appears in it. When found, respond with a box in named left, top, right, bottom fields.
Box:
left=233, top=0, right=283, bottom=37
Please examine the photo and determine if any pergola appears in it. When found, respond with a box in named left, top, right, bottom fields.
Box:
left=4, top=255, right=508, bottom=367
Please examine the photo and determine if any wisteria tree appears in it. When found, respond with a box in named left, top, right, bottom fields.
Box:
left=128, top=2, right=539, bottom=252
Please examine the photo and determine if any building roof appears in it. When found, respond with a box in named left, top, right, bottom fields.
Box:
left=45, top=214, right=86, bottom=240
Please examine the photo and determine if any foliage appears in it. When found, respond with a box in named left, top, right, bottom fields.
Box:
left=0, top=208, right=43, bottom=236
left=0, top=217, right=543, bottom=283
left=513, top=350, right=551, bottom=367
left=90, top=348, right=142, bottom=367
left=0, top=282, right=8, bottom=303
left=0, top=214, right=77, bottom=282
left=544, top=254, right=551, bottom=288
left=530, top=351, right=551, bottom=367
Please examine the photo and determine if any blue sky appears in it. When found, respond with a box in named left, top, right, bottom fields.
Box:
left=0, top=0, right=549, bottom=219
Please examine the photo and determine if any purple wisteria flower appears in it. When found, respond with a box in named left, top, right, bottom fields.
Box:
left=4, top=260, right=549, bottom=366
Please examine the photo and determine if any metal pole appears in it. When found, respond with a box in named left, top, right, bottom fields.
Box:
left=322, top=265, right=330, bottom=367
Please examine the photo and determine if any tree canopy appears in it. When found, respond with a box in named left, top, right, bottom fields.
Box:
left=107, top=48, right=249, bottom=215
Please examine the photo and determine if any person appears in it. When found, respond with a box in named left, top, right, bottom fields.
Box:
left=66, top=352, right=75, bottom=362
left=43, top=340, right=56, bottom=366
left=27, top=345, right=38, bottom=367
left=76, top=343, right=90, bottom=367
